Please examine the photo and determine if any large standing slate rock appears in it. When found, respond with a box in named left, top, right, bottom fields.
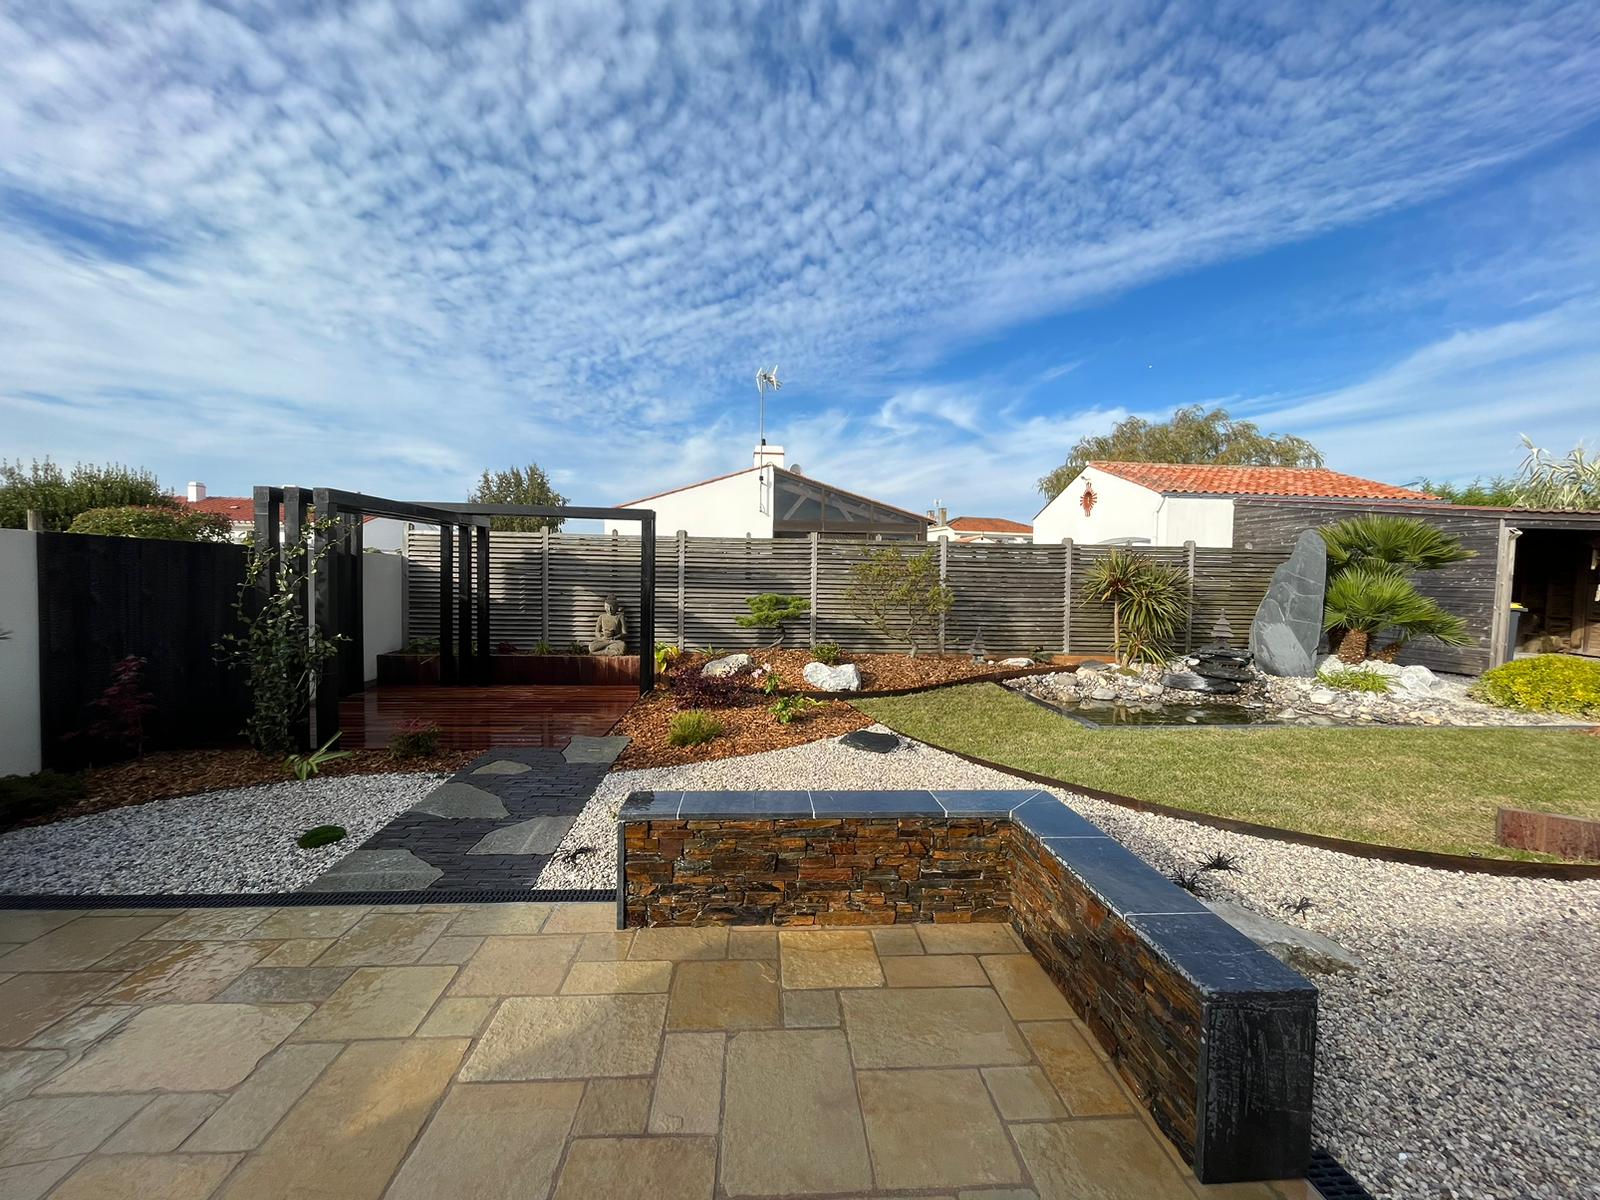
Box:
left=1249, top=530, right=1327, bottom=677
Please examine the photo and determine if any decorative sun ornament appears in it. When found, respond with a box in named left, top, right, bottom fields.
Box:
left=1080, top=481, right=1097, bottom=516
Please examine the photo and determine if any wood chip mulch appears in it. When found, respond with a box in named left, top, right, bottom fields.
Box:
left=13, top=746, right=474, bottom=831
left=611, top=690, right=872, bottom=770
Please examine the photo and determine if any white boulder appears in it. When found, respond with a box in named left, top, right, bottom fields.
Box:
left=702, top=653, right=752, bottom=678
left=804, top=661, right=862, bottom=691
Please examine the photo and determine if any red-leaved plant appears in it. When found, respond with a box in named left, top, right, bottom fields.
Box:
left=79, top=655, right=158, bottom=758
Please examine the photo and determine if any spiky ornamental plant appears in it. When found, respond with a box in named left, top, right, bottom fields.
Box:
left=1320, top=566, right=1470, bottom=664
left=1079, top=548, right=1189, bottom=667
left=1317, top=514, right=1476, bottom=662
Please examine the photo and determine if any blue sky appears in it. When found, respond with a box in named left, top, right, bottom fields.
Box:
left=2, top=1, right=1598, bottom=525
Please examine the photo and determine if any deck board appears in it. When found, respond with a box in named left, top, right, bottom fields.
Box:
left=338, top=684, right=637, bottom=750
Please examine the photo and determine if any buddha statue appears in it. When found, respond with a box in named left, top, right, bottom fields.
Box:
left=588, top=596, right=627, bottom=656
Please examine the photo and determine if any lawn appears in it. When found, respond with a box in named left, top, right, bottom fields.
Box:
left=858, top=683, right=1600, bottom=861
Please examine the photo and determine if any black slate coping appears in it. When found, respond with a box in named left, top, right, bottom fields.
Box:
left=617, top=787, right=1317, bottom=1003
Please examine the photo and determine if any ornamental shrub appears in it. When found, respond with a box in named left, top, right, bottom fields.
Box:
left=667, top=710, right=723, bottom=746
left=1471, top=655, right=1600, bottom=716
left=388, top=719, right=443, bottom=759
left=0, top=771, right=87, bottom=829
left=670, top=670, right=753, bottom=711
left=296, top=824, right=347, bottom=849
left=68, top=504, right=232, bottom=542
left=812, top=642, right=842, bottom=665
left=1314, top=666, right=1391, bottom=694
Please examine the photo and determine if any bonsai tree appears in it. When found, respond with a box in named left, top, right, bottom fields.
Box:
left=846, top=546, right=954, bottom=657
left=1080, top=548, right=1189, bottom=667
left=1321, top=566, right=1470, bottom=664
left=735, top=593, right=810, bottom=646
left=1317, top=515, right=1475, bottom=662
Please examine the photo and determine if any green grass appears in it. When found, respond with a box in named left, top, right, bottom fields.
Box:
left=858, top=683, right=1600, bottom=861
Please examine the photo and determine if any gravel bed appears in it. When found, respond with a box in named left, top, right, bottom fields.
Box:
left=539, top=728, right=1600, bottom=1200
left=0, top=773, right=444, bottom=894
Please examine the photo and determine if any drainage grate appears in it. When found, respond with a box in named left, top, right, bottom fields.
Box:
left=0, top=888, right=615, bottom=910
left=1307, top=1147, right=1375, bottom=1199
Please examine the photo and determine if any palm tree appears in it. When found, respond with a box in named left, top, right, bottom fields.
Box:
left=1081, top=549, right=1189, bottom=667
left=1321, top=566, right=1471, bottom=663
left=1319, top=514, right=1477, bottom=575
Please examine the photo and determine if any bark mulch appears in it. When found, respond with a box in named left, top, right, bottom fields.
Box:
left=611, top=690, right=872, bottom=770
left=9, top=746, right=474, bottom=832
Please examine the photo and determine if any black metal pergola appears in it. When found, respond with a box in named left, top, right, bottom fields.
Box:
left=253, top=487, right=655, bottom=749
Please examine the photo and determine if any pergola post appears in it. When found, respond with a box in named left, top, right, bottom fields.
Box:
left=456, top=523, right=473, bottom=677
left=311, top=496, right=342, bottom=747
left=439, top=524, right=455, bottom=685
left=282, top=487, right=312, bottom=751
left=474, top=523, right=492, bottom=684
left=639, top=511, right=656, bottom=694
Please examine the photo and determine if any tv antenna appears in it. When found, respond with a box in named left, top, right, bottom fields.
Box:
left=755, top=366, right=781, bottom=446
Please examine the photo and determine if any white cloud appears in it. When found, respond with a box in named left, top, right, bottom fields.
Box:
left=0, top=1, right=1598, bottom=509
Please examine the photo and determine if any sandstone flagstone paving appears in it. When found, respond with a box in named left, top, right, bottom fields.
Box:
left=0, top=900, right=1307, bottom=1198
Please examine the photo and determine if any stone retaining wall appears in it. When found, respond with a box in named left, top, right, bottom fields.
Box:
left=617, top=787, right=1316, bottom=1184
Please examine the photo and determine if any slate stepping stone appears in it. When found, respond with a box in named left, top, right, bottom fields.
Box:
left=838, top=730, right=901, bottom=754
left=302, top=849, right=444, bottom=892
left=467, top=817, right=575, bottom=856
left=562, top=736, right=630, bottom=765
left=409, top=782, right=509, bottom=819
left=472, top=760, right=532, bottom=776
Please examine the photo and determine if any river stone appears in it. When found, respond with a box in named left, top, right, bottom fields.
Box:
left=838, top=730, right=901, bottom=754
left=702, top=653, right=752, bottom=678
left=1249, top=529, right=1327, bottom=677
left=1161, top=671, right=1241, bottom=695
left=803, top=662, right=862, bottom=691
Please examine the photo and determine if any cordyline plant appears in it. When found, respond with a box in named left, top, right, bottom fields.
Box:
left=845, top=546, right=954, bottom=657
left=217, top=519, right=345, bottom=754
left=1079, top=548, right=1189, bottom=667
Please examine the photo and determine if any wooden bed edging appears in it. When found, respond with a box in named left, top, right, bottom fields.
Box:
left=930, top=746, right=1600, bottom=880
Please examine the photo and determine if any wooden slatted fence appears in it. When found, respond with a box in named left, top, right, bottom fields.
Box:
left=405, top=531, right=1290, bottom=657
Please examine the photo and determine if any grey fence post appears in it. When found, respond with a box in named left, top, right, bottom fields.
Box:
left=1184, top=540, right=1196, bottom=653
left=539, top=526, right=550, bottom=645
left=1062, top=539, right=1073, bottom=654
left=938, top=537, right=949, bottom=654
left=808, top=532, right=819, bottom=648
left=677, top=530, right=688, bottom=647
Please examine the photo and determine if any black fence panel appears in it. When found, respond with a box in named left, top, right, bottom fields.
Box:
left=36, top=533, right=250, bottom=767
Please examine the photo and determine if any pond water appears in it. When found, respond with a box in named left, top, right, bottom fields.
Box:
left=1049, top=698, right=1298, bottom=727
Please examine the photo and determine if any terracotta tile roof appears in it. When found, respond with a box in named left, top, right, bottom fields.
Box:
left=1087, top=462, right=1438, bottom=501
left=947, top=516, right=1032, bottom=534
left=173, top=495, right=255, bottom=523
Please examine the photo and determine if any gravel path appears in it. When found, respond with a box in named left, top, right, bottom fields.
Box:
left=539, top=727, right=1600, bottom=1200
left=0, top=773, right=444, bottom=894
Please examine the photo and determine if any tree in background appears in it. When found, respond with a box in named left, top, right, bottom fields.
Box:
left=1408, top=475, right=1520, bottom=507
left=68, top=505, right=232, bottom=542
left=846, top=546, right=954, bottom=657
left=1509, top=437, right=1600, bottom=510
left=1317, top=514, right=1474, bottom=663
left=1036, top=405, right=1324, bottom=500
left=469, top=463, right=568, bottom=531
left=0, top=459, right=173, bottom=530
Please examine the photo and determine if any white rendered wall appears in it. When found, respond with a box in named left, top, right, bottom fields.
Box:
left=363, top=517, right=407, bottom=553
left=0, top=530, right=42, bottom=776
left=603, top=468, right=774, bottom=537
left=1033, top=467, right=1163, bottom=545
left=362, top=551, right=405, bottom=682
left=1155, top=496, right=1235, bottom=547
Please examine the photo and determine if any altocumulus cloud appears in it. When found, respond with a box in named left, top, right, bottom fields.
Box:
left=2, top=1, right=1599, bottom=507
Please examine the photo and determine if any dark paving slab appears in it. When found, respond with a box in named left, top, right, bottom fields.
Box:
left=301, top=743, right=622, bottom=893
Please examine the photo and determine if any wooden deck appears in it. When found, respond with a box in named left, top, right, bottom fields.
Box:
left=338, top=685, right=638, bottom=750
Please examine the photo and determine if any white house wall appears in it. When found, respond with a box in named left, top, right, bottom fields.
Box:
left=0, top=529, right=42, bottom=776
left=1033, top=467, right=1162, bottom=545
left=362, top=551, right=405, bottom=682
left=604, top=469, right=774, bottom=538
left=1155, top=496, right=1234, bottom=547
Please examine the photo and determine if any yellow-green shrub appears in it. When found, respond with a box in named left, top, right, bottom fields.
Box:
left=1472, top=655, right=1600, bottom=716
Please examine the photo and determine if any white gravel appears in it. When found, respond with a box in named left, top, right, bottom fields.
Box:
left=0, top=773, right=445, bottom=894
left=539, top=727, right=1600, bottom=1200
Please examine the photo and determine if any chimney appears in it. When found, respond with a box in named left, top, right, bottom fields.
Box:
left=187, top=481, right=206, bottom=503
left=752, top=444, right=786, bottom=470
